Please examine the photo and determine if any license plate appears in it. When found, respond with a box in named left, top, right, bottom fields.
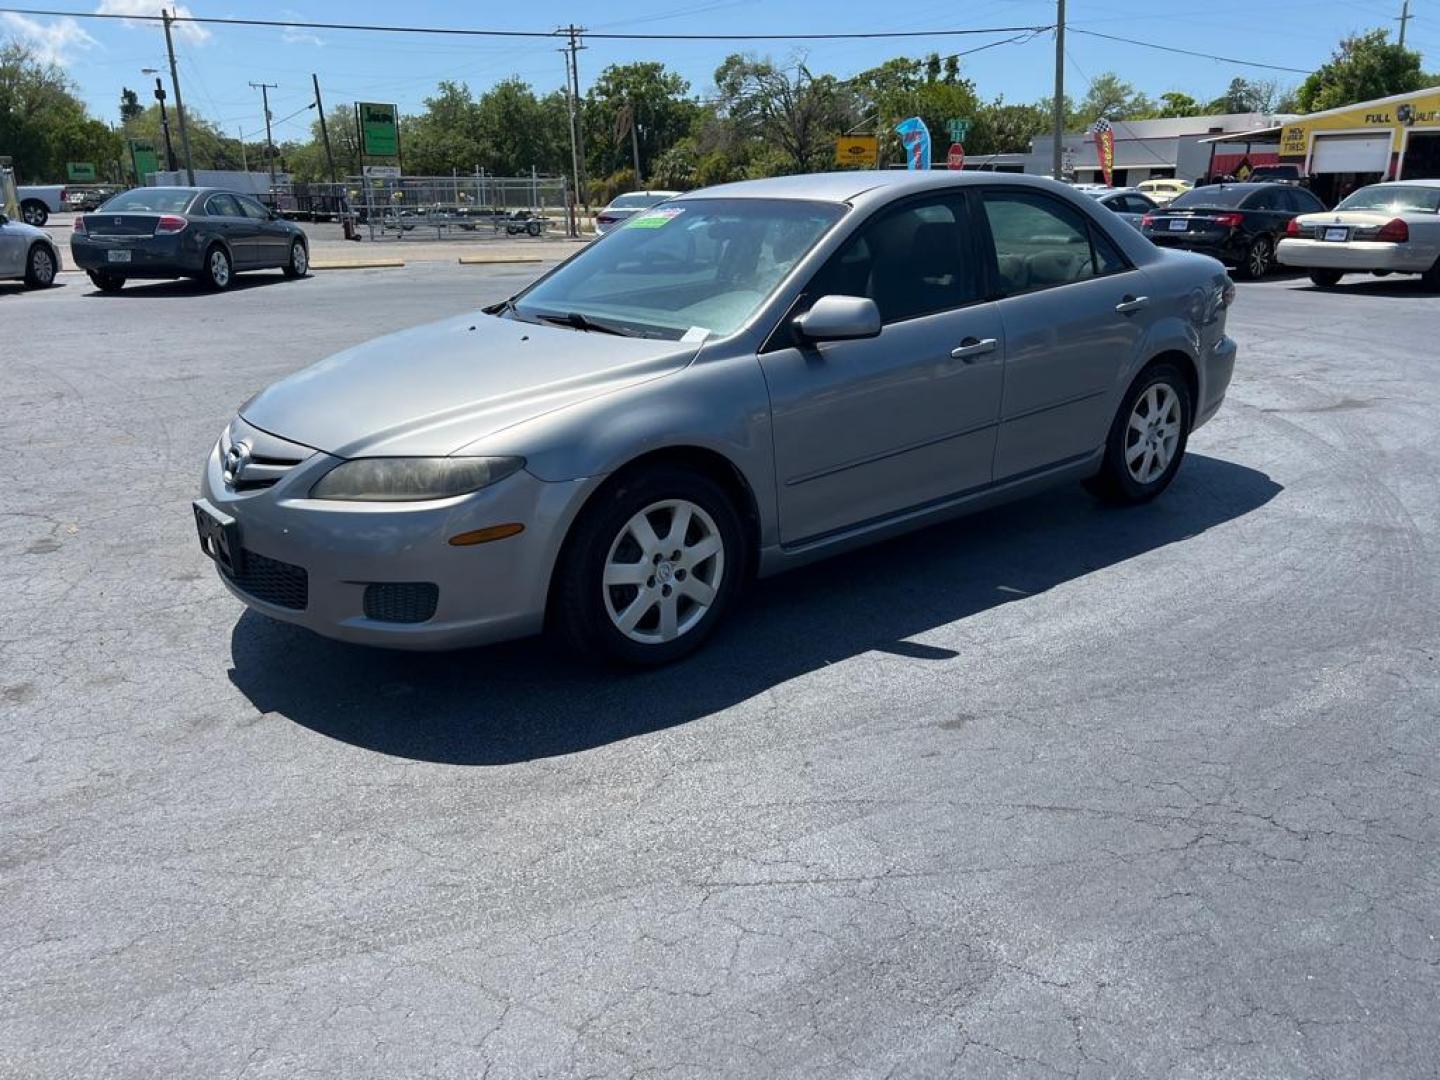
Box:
left=1322, top=226, right=1349, bottom=242
left=194, top=499, right=243, bottom=576
left=107, top=249, right=131, bottom=263
left=1168, top=219, right=1188, bottom=231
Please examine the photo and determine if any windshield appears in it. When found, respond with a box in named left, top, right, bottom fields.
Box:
left=1337, top=184, right=1440, bottom=214
left=101, top=188, right=196, bottom=213
left=513, top=197, right=845, bottom=340
left=1169, top=186, right=1250, bottom=209
left=610, top=193, right=670, bottom=209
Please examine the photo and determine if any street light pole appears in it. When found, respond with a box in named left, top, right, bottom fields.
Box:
left=146, top=74, right=176, bottom=172
left=161, top=9, right=195, bottom=184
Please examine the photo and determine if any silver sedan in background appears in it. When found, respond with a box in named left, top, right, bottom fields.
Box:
left=196, top=171, right=1236, bottom=665
left=1087, top=187, right=1161, bottom=230
left=594, top=190, right=682, bottom=234
left=1277, top=179, right=1440, bottom=289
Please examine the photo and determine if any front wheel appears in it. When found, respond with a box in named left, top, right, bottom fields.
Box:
left=1234, top=236, right=1272, bottom=281
left=1309, top=269, right=1343, bottom=288
left=282, top=239, right=308, bottom=278
left=24, top=244, right=57, bottom=288
left=87, top=270, right=125, bottom=293
left=1084, top=362, right=1193, bottom=506
left=203, top=245, right=232, bottom=290
left=550, top=467, right=745, bottom=666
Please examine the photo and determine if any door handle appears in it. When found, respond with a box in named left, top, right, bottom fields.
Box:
left=949, top=337, right=998, bottom=361
left=1115, top=295, right=1150, bottom=314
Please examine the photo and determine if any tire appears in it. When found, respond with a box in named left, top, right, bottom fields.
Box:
left=282, top=239, right=308, bottom=278
left=1422, top=258, right=1440, bottom=292
left=87, top=270, right=125, bottom=293
left=23, top=244, right=57, bottom=288
left=1234, top=235, right=1272, bottom=280
left=549, top=466, right=745, bottom=666
left=1309, top=269, right=1343, bottom=288
left=1084, top=361, right=1193, bottom=506
left=525, top=220, right=542, bottom=237
left=20, top=200, right=48, bottom=227
left=203, top=244, right=233, bottom=291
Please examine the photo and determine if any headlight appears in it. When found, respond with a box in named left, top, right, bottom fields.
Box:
left=309, top=456, right=525, bottom=502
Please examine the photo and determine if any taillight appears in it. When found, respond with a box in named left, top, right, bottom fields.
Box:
left=1375, top=218, right=1409, bottom=243
left=1213, top=213, right=1244, bottom=228
left=59, top=187, right=68, bottom=203
left=1285, top=217, right=1302, bottom=237
left=73, top=216, right=86, bottom=234
left=1141, top=213, right=1155, bottom=228
left=154, top=214, right=188, bottom=235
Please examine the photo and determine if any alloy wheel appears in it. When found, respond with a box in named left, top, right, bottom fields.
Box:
left=602, top=499, right=725, bottom=645
left=30, top=248, right=54, bottom=285
left=210, top=249, right=231, bottom=288
left=1124, top=383, right=1182, bottom=484
left=21, top=204, right=45, bottom=226
left=292, top=242, right=308, bottom=275
left=1248, top=239, right=1270, bottom=278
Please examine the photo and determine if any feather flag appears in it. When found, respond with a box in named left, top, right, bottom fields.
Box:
left=1092, top=118, right=1115, bottom=187
left=895, top=116, right=932, bottom=171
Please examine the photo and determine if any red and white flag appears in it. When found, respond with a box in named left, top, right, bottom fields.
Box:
left=1092, top=119, right=1115, bottom=187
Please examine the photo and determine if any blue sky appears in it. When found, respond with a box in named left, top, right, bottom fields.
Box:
left=4, top=0, right=1437, bottom=142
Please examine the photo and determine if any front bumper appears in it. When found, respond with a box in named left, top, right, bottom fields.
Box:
left=199, top=436, right=591, bottom=650
left=70, top=233, right=204, bottom=277
left=1195, top=333, right=1237, bottom=430
left=1276, top=239, right=1435, bottom=273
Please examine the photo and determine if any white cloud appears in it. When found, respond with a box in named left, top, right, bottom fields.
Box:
left=0, top=12, right=98, bottom=66
left=280, top=10, right=323, bottom=47
left=94, top=0, right=212, bottom=44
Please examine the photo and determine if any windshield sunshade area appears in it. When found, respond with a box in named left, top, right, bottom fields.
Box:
left=100, top=188, right=196, bottom=213
left=1337, top=185, right=1440, bottom=214
left=512, top=198, right=846, bottom=341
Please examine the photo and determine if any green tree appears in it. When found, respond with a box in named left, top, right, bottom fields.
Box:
left=0, top=40, right=123, bottom=182
left=582, top=62, right=696, bottom=184
left=850, top=54, right=983, bottom=165
left=119, top=87, right=144, bottom=125
left=1207, top=76, right=1295, bottom=115
left=1075, top=72, right=1153, bottom=124
left=713, top=54, right=857, bottom=175
left=1297, top=30, right=1428, bottom=113
left=1155, top=91, right=1204, bottom=118
left=967, top=99, right=1051, bottom=157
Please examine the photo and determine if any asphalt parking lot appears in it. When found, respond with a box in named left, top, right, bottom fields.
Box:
left=3, top=262, right=1437, bottom=1078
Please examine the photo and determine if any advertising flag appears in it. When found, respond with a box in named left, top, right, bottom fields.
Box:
left=895, top=116, right=932, bottom=170
left=1092, top=118, right=1115, bottom=187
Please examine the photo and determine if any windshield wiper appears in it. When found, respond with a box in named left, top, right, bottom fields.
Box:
left=534, top=311, right=642, bottom=337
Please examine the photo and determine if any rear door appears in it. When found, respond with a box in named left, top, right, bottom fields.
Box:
left=1242, top=187, right=1297, bottom=245
left=203, top=193, right=255, bottom=266
left=980, top=187, right=1153, bottom=479
left=0, top=219, right=26, bottom=276
left=237, top=195, right=288, bottom=266
left=759, top=191, right=1006, bottom=544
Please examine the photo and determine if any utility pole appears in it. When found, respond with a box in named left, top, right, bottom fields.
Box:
left=1052, top=0, right=1066, bottom=181
left=313, top=73, right=337, bottom=183
left=629, top=99, right=642, bottom=185
left=564, top=25, right=590, bottom=214
left=250, top=81, right=278, bottom=188
left=151, top=76, right=176, bottom=172
left=561, top=47, right=581, bottom=237
left=161, top=9, right=195, bottom=184
left=237, top=127, right=248, bottom=173
left=1397, top=0, right=1412, bottom=48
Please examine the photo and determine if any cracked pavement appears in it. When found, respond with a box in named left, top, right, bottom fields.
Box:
left=2, top=263, right=1437, bottom=1078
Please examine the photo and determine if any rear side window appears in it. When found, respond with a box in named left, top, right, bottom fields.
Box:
left=1291, top=188, right=1325, bottom=213
left=1244, top=189, right=1281, bottom=211
left=981, top=190, right=1127, bottom=295
left=236, top=196, right=270, bottom=221
left=804, top=195, right=981, bottom=324
left=206, top=194, right=242, bottom=217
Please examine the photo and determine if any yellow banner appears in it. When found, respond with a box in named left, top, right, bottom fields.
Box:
left=835, top=135, right=878, bottom=167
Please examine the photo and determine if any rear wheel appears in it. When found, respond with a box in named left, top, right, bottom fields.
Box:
left=23, top=244, right=57, bottom=288
left=87, top=270, right=125, bottom=293
left=282, top=239, right=308, bottom=278
left=20, top=200, right=47, bottom=227
left=1234, top=236, right=1272, bottom=280
left=1422, top=257, right=1440, bottom=292
left=1309, top=269, right=1343, bottom=288
left=1084, top=362, right=1193, bottom=506
left=203, top=245, right=232, bottom=290
left=550, top=466, right=744, bottom=666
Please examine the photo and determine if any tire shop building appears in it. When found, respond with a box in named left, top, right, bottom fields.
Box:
left=1202, top=86, right=1440, bottom=205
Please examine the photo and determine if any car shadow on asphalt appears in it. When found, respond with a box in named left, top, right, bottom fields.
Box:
left=84, top=273, right=297, bottom=297
left=227, top=453, right=1282, bottom=766
left=1295, top=276, right=1436, bottom=297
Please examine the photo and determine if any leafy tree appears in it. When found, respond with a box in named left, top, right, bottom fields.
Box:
left=1154, top=91, right=1204, bottom=118
left=1076, top=72, right=1153, bottom=124
left=1297, top=30, right=1429, bottom=113
left=967, top=99, right=1051, bottom=157
left=713, top=54, right=857, bottom=175
left=851, top=54, right=983, bottom=165
left=1207, top=76, right=1297, bottom=115
left=582, top=62, right=696, bottom=184
left=119, top=87, right=144, bottom=125
left=0, top=40, right=122, bottom=181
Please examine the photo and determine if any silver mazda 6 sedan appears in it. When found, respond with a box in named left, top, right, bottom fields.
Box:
left=196, top=171, right=1236, bottom=665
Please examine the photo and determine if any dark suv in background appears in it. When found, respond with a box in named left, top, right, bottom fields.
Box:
left=1142, top=182, right=1326, bottom=279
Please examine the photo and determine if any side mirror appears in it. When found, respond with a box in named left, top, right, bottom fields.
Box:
left=792, top=295, right=881, bottom=342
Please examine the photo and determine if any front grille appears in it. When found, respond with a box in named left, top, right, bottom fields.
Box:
left=231, top=550, right=308, bottom=610
left=363, top=582, right=438, bottom=623
left=220, top=416, right=314, bottom=492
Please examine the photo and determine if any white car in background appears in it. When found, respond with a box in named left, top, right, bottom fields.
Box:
left=1086, top=187, right=1160, bottom=230
left=0, top=208, right=61, bottom=288
left=1137, top=178, right=1192, bottom=206
left=1277, top=180, right=1440, bottom=289
left=594, top=190, right=681, bottom=235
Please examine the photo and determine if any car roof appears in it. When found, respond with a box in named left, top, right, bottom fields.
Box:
left=1361, top=178, right=1440, bottom=189
left=673, top=170, right=1090, bottom=206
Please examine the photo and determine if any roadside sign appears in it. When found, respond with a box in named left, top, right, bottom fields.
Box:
left=362, top=165, right=401, bottom=179
left=947, top=143, right=966, bottom=170
left=128, top=139, right=159, bottom=183
left=66, top=162, right=97, bottom=182
left=358, top=102, right=399, bottom=157
left=834, top=135, right=879, bottom=167
left=947, top=118, right=971, bottom=144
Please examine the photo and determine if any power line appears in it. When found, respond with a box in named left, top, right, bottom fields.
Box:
left=1068, top=28, right=1313, bottom=75
left=0, top=7, right=1051, bottom=40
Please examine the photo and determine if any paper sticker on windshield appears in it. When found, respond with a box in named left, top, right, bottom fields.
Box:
left=625, top=207, right=685, bottom=229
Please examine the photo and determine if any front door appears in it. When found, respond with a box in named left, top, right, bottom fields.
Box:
left=0, top=219, right=26, bottom=277
left=204, top=193, right=258, bottom=266
left=759, top=192, right=1005, bottom=545
left=237, top=195, right=287, bottom=266
left=979, top=187, right=1152, bottom=479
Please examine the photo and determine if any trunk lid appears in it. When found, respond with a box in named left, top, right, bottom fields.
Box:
left=82, top=213, right=166, bottom=237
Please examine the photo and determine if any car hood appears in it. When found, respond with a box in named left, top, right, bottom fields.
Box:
left=241, top=312, right=699, bottom=457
